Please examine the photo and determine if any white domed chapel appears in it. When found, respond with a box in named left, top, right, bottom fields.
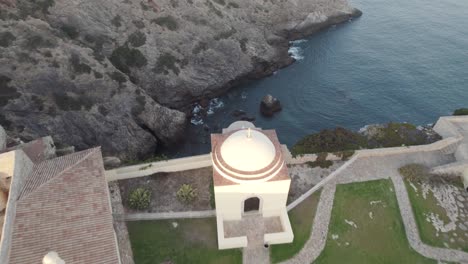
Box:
left=211, top=121, right=293, bottom=249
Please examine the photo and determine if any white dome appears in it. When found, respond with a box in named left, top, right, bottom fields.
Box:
left=220, top=129, right=276, bottom=172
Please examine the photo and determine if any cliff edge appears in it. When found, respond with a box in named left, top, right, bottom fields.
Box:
left=0, top=0, right=361, bottom=159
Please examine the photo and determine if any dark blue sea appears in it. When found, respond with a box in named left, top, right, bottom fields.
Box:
left=169, top=0, right=468, bottom=157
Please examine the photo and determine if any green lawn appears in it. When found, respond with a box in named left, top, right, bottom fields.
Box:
left=127, top=218, right=242, bottom=264
left=270, top=190, right=322, bottom=263
left=404, top=178, right=468, bottom=252
left=314, top=179, right=436, bottom=264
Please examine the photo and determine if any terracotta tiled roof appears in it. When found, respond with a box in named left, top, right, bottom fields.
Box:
left=8, top=148, right=120, bottom=264
left=19, top=149, right=94, bottom=199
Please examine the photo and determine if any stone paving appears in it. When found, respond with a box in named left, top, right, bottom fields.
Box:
left=241, top=215, right=274, bottom=264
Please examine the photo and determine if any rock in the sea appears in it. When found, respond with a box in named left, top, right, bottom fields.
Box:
left=232, top=110, right=247, bottom=117
left=240, top=116, right=256, bottom=122
left=260, top=94, right=282, bottom=117
left=103, top=156, right=121, bottom=169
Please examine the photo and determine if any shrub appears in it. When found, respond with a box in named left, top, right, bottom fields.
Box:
left=213, top=0, right=225, bottom=5
left=292, top=127, right=367, bottom=157
left=151, top=16, right=178, bottom=31
left=227, top=2, right=239, bottom=8
left=133, top=20, right=145, bottom=29
left=108, top=71, right=127, bottom=84
left=61, top=24, right=79, bottom=39
left=69, top=53, right=91, bottom=74
left=214, top=28, right=237, bottom=41
left=153, top=53, right=180, bottom=75
left=110, top=45, right=147, bottom=74
left=53, top=92, right=93, bottom=111
left=128, top=31, right=146, bottom=47
left=23, top=34, right=56, bottom=50
left=0, top=32, right=16, bottom=47
left=124, top=154, right=169, bottom=165
left=398, top=164, right=461, bottom=185
left=111, top=15, right=122, bottom=27
left=306, top=152, right=333, bottom=168
left=239, top=38, right=248, bottom=52
left=453, top=108, right=468, bottom=116
left=0, top=75, right=21, bottom=107
left=128, top=187, right=151, bottom=210
left=192, top=41, right=208, bottom=55
left=369, top=122, right=426, bottom=148
left=177, top=184, right=197, bottom=203
left=17, top=0, right=55, bottom=17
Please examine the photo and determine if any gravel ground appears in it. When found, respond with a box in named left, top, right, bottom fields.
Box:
left=119, top=167, right=213, bottom=213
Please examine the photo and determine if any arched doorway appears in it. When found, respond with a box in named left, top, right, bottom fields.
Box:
left=243, top=197, right=260, bottom=213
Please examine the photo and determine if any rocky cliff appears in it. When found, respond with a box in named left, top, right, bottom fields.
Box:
left=0, top=0, right=360, bottom=159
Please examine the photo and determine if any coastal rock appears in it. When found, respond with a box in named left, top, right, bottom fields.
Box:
left=260, top=94, right=282, bottom=117
left=0, top=125, right=6, bottom=151
left=103, top=156, right=121, bottom=169
left=55, top=146, right=75, bottom=156
left=0, top=0, right=361, bottom=158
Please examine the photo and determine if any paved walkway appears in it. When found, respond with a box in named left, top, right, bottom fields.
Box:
left=242, top=215, right=273, bottom=264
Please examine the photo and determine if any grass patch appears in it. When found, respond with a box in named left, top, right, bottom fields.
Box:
left=270, top=191, right=322, bottom=263
left=127, top=218, right=242, bottom=264
left=315, top=179, right=436, bottom=264
left=400, top=165, right=467, bottom=252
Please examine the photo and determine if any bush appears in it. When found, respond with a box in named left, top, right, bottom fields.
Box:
left=69, top=53, right=91, bottom=74
left=398, top=164, right=460, bottom=185
left=110, top=45, right=147, bottom=74
left=292, top=127, right=367, bottom=157
left=369, top=122, right=427, bottom=148
left=61, top=24, right=79, bottom=39
left=177, top=184, right=197, bottom=203
left=128, top=31, right=146, bottom=47
left=0, top=75, right=21, bottom=107
left=453, top=108, right=468, bottom=116
left=151, top=16, right=178, bottom=31
left=0, top=32, right=16, bottom=47
left=306, top=153, right=333, bottom=168
left=153, top=53, right=180, bottom=75
left=53, top=92, right=93, bottom=111
left=128, top=187, right=151, bottom=210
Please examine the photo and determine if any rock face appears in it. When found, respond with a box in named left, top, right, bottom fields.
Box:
left=260, top=94, right=282, bottom=117
left=0, top=125, right=6, bottom=151
left=0, top=0, right=360, bottom=159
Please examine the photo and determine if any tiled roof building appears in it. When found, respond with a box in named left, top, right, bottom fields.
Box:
left=0, top=147, right=121, bottom=264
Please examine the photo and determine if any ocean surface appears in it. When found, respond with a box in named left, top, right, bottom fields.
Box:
left=167, top=0, right=468, bottom=157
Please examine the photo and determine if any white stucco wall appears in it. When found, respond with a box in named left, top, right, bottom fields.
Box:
left=214, top=179, right=290, bottom=221
left=0, top=150, right=34, bottom=263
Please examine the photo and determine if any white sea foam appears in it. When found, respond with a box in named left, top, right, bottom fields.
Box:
left=288, top=46, right=304, bottom=61
left=190, top=116, right=204, bottom=125
left=290, top=39, right=308, bottom=45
